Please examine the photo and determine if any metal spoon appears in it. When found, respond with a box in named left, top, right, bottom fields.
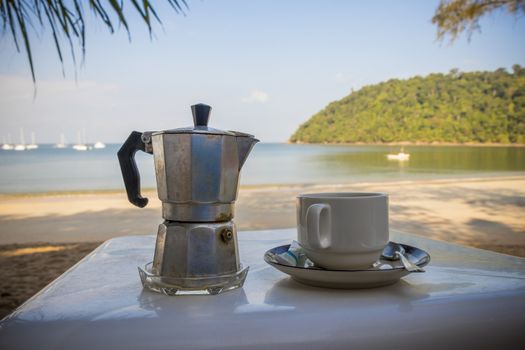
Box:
left=382, top=242, right=425, bottom=273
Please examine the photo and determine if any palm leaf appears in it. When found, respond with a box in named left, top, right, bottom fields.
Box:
left=432, top=0, right=525, bottom=42
left=0, top=0, right=188, bottom=82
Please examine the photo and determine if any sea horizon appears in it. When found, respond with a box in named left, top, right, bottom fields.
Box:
left=1, top=143, right=525, bottom=194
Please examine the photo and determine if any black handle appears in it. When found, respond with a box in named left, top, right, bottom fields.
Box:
left=117, top=131, right=149, bottom=208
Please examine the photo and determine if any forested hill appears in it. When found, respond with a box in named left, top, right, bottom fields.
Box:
left=290, top=66, right=525, bottom=144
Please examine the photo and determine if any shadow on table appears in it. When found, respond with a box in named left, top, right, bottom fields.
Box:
left=263, top=277, right=474, bottom=313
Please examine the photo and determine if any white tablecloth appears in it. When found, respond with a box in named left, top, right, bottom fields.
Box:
left=1, top=229, right=525, bottom=349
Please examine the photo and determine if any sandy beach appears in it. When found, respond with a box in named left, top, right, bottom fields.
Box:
left=1, top=176, right=524, bottom=317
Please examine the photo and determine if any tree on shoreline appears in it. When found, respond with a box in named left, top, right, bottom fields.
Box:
left=290, top=67, right=525, bottom=144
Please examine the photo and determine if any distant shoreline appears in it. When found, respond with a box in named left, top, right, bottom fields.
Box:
left=1, top=175, right=524, bottom=198
left=288, top=141, right=525, bottom=147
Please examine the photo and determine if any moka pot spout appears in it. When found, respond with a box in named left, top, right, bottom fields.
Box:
left=235, top=133, right=259, bottom=170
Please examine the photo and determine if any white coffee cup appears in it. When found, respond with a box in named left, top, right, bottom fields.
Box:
left=297, top=192, right=389, bottom=270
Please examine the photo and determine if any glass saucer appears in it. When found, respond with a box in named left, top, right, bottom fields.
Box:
left=138, top=262, right=249, bottom=296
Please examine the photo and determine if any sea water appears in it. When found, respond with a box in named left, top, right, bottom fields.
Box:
left=0, top=143, right=524, bottom=194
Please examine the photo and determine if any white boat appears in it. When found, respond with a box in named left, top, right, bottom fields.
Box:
left=72, top=144, right=88, bottom=151
left=386, top=148, right=410, bottom=161
left=73, top=131, right=88, bottom=151
left=26, top=132, right=39, bottom=150
left=14, top=128, right=26, bottom=151
left=1, top=135, right=14, bottom=150
left=93, top=141, right=106, bottom=149
left=55, top=133, right=68, bottom=149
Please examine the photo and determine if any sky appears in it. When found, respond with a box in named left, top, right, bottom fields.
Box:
left=0, top=0, right=524, bottom=143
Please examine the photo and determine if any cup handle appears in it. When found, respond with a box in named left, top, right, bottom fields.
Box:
left=306, top=203, right=331, bottom=250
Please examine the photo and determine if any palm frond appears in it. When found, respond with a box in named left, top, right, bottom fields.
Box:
left=432, top=0, right=525, bottom=43
left=0, top=0, right=188, bottom=83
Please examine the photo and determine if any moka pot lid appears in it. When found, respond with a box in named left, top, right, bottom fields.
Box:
left=152, top=103, right=239, bottom=137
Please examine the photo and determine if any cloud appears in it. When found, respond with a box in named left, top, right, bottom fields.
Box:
left=0, top=75, right=124, bottom=142
left=241, top=90, right=269, bottom=103
left=0, top=74, right=120, bottom=101
left=335, top=72, right=355, bottom=84
left=335, top=72, right=346, bottom=82
left=462, top=59, right=480, bottom=68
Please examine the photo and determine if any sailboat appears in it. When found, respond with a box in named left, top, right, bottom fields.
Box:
left=14, top=128, right=26, bottom=151
left=26, top=132, right=39, bottom=150
left=1, top=135, right=14, bottom=150
left=93, top=141, right=106, bottom=149
left=55, top=133, right=68, bottom=149
left=386, top=147, right=410, bottom=161
left=72, top=131, right=88, bottom=151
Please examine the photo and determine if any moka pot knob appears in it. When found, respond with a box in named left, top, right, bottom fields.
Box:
left=191, top=103, right=211, bottom=127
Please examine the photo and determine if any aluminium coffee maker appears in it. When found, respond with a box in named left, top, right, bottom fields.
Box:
left=118, top=103, right=258, bottom=295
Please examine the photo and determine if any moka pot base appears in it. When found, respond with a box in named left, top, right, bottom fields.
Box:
left=139, top=263, right=249, bottom=296
left=138, top=220, right=249, bottom=295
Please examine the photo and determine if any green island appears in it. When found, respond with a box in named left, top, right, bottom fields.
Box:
left=290, top=66, right=525, bottom=144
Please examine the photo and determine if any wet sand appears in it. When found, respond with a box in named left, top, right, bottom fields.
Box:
left=1, top=176, right=524, bottom=318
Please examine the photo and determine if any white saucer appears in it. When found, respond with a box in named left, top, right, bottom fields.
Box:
left=264, top=242, right=430, bottom=289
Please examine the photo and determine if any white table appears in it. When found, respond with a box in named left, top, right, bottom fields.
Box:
left=1, top=229, right=525, bottom=349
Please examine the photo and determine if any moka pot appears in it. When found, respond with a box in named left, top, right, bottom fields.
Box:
left=118, top=103, right=258, bottom=295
